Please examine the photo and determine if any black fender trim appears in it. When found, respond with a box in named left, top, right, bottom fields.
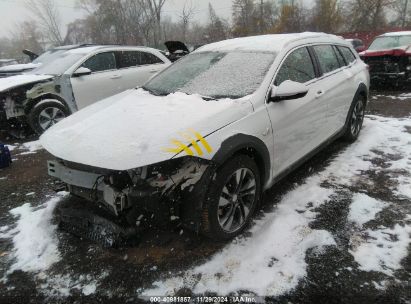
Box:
left=212, top=133, right=271, bottom=187
left=343, top=83, right=368, bottom=131
left=179, top=134, right=271, bottom=232
left=25, top=94, right=71, bottom=115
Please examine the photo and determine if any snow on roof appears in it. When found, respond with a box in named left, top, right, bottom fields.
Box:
left=381, top=31, right=411, bottom=37
left=195, top=32, right=344, bottom=53
left=66, top=46, right=103, bottom=54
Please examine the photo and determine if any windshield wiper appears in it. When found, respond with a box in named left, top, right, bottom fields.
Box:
left=198, top=94, right=216, bottom=101
left=142, top=86, right=167, bottom=96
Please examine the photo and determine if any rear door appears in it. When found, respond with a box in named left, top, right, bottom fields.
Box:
left=311, top=44, right=353, bottom=135
left=267, top=46, right=328, bottom=175
left=117, top=50, right=168, bottom=90
left=71, top=51, right=122, bottom=110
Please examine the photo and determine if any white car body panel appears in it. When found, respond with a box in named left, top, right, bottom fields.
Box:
left=71, top=69, right=126, bottom=110
left=0, top=62, right=41, bottom=72
left=68, top=47, right=171, bottom=110
left=0, top=74, right=53, bottom=92
left=42, top=32, right=370, bottom=191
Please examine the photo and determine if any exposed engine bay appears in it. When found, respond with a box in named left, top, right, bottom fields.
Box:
left=48, top=157, right=212, bottom=231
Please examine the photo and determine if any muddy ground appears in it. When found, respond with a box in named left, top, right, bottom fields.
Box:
left=0, top=90, right=410, bottom=304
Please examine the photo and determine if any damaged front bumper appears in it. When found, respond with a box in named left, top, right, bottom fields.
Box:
left=48, top=157, right=214, bottom=228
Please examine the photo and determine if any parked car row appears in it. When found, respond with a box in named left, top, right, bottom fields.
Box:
left=39, top=32, right=370, bottom=240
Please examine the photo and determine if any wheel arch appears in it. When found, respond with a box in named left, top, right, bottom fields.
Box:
left=25, top=94, right=71, bottom=115
left=211, top=133, right=271, bottom=188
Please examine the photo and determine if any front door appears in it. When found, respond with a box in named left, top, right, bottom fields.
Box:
left=71, top=51, right=122, bottom=110
left=266, top=46, right=328, bottom=175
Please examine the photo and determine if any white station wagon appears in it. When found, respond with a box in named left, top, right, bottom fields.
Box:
left=0, top=45, right=170, bottom=134
left=42, top=33, right=370, bottom=240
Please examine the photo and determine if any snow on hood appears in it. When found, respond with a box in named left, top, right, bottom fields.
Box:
left=0, top=74, right=53, bottom=92
left=41, top=89, right=253, bottom=170
left=0, top=62, right=41, bottom=72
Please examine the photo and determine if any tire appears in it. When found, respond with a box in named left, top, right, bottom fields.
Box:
left=201, top=154, right=261, bottom=240
left=28, top=100, right=69, bottom=135
left=342, top=94, right=366, bottom=142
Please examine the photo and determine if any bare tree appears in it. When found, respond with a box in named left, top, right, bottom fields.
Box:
left=139, top=0, right=167, bottom=46
left=26, top=0, right=64, bottom=45
left=178, top=0, right=196, bottom=41
left=347, top=0, right=397, bottom=31
left=391, top=0, right=410, bottom=27
left=311, top=0, right=343, bottom=32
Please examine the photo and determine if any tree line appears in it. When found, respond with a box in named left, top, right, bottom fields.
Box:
left=1, top=0, right=410, bottom=61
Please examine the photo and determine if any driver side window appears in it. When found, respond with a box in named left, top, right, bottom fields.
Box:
left=82, top=52, right=117, bottom=73
left=275, top=47, right=316, bottom=86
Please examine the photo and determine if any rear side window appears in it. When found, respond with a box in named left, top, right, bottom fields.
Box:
left=119, top=51, right=141, bottom=68
left=313, top=45, right=340, bottom=74
left=333, top=45, right=346, bottom=67
left=338, top=46, right=356, bottom=64
left=119, top=51, right=163, bottom=68
left=275, top=47, right=316, bottom=85
left=141, top=52, right=163, bottom=65
left=82, top=52, right=116, bottom=72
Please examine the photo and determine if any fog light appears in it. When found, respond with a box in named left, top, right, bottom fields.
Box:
left=407, top=65, right=411, bottom=71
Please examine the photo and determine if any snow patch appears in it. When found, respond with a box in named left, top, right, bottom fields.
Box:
left=348, top=193, right=389, bottom=227
left=144, top=182, right=336, bottom=297
left=350, top=224, right=411, bottom=276
left=2, top=193, right=68, bottom=274
left=21, top=140, right=43, bottom=152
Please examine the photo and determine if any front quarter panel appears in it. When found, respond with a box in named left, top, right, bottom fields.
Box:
left=184, top=102, right=274, bottom=188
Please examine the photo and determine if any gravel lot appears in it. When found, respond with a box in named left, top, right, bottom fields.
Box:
left=0, top=89, right=410, bottom=304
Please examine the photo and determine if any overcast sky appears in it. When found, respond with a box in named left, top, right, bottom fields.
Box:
left=0, top=0, right=313, bottom=39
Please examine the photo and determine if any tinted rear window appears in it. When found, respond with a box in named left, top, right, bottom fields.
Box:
left=313, top=45, right=340, bottom=74
left=338, top=46, right=356, bottom=64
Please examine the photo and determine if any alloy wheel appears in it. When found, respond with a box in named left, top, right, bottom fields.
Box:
left=38, top=107, right=66, bottom=131
left=217, top=168, right=257, bottom=233
left=350, top=98, right=365, bottom=137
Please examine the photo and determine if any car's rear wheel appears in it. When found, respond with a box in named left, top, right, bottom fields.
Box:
left=28, top=100, right=69, bottom=134
left=343, top=94, right=366, bottom=142
left=201, top=155, right=261, bottom=240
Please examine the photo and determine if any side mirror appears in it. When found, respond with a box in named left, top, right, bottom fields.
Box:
left=73, top=67, right=92, bottom=77
left=269, top=80, right=309, bottom=103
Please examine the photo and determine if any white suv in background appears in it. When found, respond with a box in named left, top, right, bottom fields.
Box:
left=0, top=45, right=171, bottom=134
left=42, top=33, right=370, bottom=240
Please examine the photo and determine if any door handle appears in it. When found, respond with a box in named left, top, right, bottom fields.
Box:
left=315, top=90, right=325, bottom=98
left=110, top=75, right=121, bottom=79
left=149, top=69, right=159, bottom=73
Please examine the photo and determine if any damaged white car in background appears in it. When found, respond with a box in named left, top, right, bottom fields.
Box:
left=41, top=32, right=370, bottom=240
left=0, top=45, right=170, bottom=134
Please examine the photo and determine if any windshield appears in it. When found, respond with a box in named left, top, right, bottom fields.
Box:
left=368, top=35, right=411, bottom=50
left=27, top=51, right=85, bottom=75
left=143, top=51, right=276, bottom=99
left=32, top=49, right=68, bottom=65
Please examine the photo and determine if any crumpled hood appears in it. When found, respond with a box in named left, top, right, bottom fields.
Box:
left=360, top=45, right=411, bottom=57
left=41, top=89, right=253, bottom=170
left=0, top=62, right=41, bottom=73
left=0, top=74, right=53, bottom=92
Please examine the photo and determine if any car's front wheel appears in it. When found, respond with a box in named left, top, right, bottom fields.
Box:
left=28, top=100, right=69, bottom=134
left=343, top=94, right=366, bottom=142
left=201, top=155, right=261, bottom=240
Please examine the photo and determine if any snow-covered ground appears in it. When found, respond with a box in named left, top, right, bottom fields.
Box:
left=142, top=115, right=411, bottom=297
left=5, top=140, right=43, bottom=159
left=0, top=114, right=410, bottom=301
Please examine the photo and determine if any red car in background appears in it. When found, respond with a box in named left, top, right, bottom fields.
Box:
left=360, top=31, right=411, bottom=85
